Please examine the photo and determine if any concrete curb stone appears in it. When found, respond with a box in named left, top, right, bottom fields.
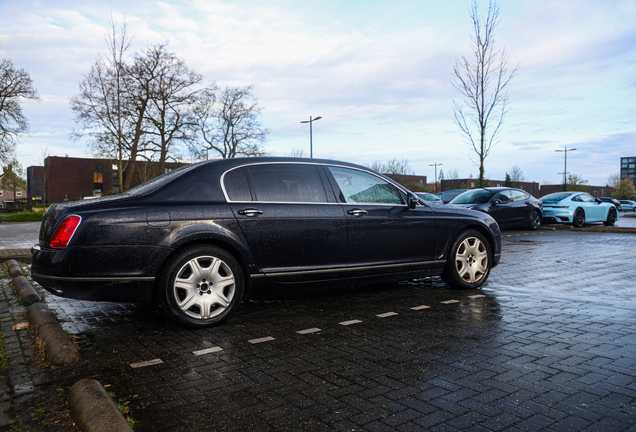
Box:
left=25, top=302, right=81, bottom=366
left=69, top=379, right=134, bottom=432
left=12, top=275, right=42, bottom=306
left=5, top=259, right=23, bottom=278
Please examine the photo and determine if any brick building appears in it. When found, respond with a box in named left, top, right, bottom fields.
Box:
left=0, top=166, right=27, bottom=210
left=538, top=184, right=614, bottom=198
left=28, top=156, right=188, bottom=204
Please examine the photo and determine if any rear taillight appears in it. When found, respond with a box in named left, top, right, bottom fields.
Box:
left=50, top=215, right=81, bottom=249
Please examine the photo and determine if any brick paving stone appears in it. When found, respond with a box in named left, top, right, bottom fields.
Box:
left=2, top=229, right=632, bottom=431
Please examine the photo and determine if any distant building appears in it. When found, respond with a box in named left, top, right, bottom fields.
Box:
left=27, top=156, right=188, bottom=205
left=0, top=165, right=27, bottom=210
left=441, top=178, right=540, bottom=197
left=387, top=174, right=427, bottom=189
left=621, top=156, right=636, bottom=187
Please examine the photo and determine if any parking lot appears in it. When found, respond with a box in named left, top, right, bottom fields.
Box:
left=10, top=228, right=627, bottom=431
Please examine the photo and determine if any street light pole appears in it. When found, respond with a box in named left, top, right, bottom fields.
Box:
left=555, top=147, right=576, bottom=192
left=429, top=163, right=442, bottom=193
left=300, top=116, right=322, bottom=158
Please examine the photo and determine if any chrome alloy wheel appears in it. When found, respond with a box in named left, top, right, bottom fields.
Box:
left=454, top=237, right=489, bottom=284
left=173, top=255, right=236, bottom=320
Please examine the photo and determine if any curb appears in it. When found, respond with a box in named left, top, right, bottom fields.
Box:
left=6, top=259, right=24, bottom=278
left=68, top=379, right=134, bottom=432
left=26, top=302, right=82, bottom=366
left=12, top=276, right=42, bottom=306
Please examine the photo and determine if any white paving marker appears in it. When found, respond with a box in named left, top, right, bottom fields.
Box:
left=376, top=312, right=398, bottom=318
left=249, top=336, right=275, bottom=344
left=297, top=328, right=321, bottom=334
left=441, top=299, right=460, bottom=304
left=130, top=359, right=164, bottom=369
left=193, top=347, right=223, bottom=356
left=467, top=295, right=486, bottom=299
left=339, top=320, right=362, bottom=326
left=411, top=305, right=431, bottom=310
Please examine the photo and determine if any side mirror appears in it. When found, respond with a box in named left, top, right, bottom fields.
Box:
left=596, top=198, right=601, bottom=204
left=408, top=193, right=419, bottom=209
left=494, top=199, right=502, bottom=205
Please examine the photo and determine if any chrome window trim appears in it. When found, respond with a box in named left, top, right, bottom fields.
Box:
left=220, top=161, right=419, bottom=206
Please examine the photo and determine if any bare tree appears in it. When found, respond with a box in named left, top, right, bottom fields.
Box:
left=370, top=158, right=413, bottom=176
left=141, top=45, right=204, bottom=173
left=606, top=173, right=620, bottom=188
left=509, top=165, right=525, bottom=183
left=452, top=0, right=518, bottom=188
left=70, top=19, right=145, bottom=192
left=448, top=168, right=460, bottom=180
left=0, top=59, right=40, bottom=163
left=191, top=85, right=269, bottom=159
left=287, top=148, right=307, bottom=158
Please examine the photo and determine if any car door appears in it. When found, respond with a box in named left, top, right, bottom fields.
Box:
left=509, top=189, right=533, bottom=225
left=579, top=193, right=604, bottom=221
left=324, top=165, right=437, bottom=278
left=489, top=190, right=515, bottom=226
left=224, top=163, right=348, bottom=283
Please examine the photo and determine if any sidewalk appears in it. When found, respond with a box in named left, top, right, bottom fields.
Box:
left=0, top=249, right=31, bottom=261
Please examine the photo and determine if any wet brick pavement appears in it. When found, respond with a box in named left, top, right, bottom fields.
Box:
left=20, top=230, right=636, bottom=431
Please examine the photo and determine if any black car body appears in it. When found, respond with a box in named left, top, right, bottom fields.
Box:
left=436, top=189, right=468, bottom=204
left=598, top=197, right=621, bottom=211
left=32, top=158, right=502, bottom=327
left=448, top=187, right=543, bottom=230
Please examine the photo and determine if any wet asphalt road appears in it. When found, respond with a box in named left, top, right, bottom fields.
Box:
left=31, top=229, right=636, bottom=432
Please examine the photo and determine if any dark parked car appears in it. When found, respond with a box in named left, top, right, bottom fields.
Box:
left=416, top=192, right=443, bottom=203
left=436, top=189, right=468, bottom=204
left=598, top=197, right=621, bottom=211
left=31, top=158, right=502, bottom=328
left=448, top=187, right=542, bottom=230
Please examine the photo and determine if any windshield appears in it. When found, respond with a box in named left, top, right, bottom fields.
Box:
left=541, top=193, right=572, bottom=202
left=450, top=189, right=495, bottom=204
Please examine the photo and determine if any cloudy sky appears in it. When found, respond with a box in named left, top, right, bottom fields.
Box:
left=1, top=0, right=635, bottom=186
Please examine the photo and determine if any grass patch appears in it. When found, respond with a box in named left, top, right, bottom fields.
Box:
left=0, top=330, right=8, bottom=371
left=0, top=211, right=45, bottom=222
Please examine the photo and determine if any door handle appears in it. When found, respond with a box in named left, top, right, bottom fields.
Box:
left=347, top=209, right=368, bottom=217
left=237, top=209, right=263, bottom=217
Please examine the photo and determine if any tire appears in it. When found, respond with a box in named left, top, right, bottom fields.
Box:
left=157, top=245, right=245, bottom=328
left=572, top=208, right=585, bottom=228
left=527, top=210, right=541, bottom=231
left=604, top=208, right=617, bottom=226
left=442, top=229, right=492, bottom=290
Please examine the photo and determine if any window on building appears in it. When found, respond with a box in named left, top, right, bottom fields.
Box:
left=165, top=168, right=173, bottom=174
left=93, top=165, right=104, bottom=197
left=16, top=191, right=22, bottom=197
left=0, top=190, right=3, bottom=196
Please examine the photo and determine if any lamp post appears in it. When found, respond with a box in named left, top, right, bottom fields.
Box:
left=555, top=147, right=576, bottom=192
left=300, top=116, right=322, bottom=158
left=429, top=162, right=442, bottom=193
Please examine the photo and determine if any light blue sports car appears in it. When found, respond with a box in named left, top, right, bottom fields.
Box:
left=541, top=192, right=618, bottom=227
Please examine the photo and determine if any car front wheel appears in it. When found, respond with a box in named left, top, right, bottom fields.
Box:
left=442, top=229, right=491, bottom=290
left=158, top=245, right=244, bottom=328
left=604, top=208, right=617, bottom=226
left=572, top=208, right=585, bottom=228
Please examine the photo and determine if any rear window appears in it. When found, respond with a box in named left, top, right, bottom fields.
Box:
left=450, top=189, right=495, bottom=204
left=248, top=164, right=328, bottom=203
left=541, top=193, right=572, bottom=202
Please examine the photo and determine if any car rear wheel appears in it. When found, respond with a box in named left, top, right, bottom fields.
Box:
left=604, top=208, right=617, bottom=226
left=158, top=245, right=244, bottom=328
left=442, top=229, right=491, bottom=290
left=572, top=208, right=585, bottom=228
left=527, top=210, right=541, bottom=231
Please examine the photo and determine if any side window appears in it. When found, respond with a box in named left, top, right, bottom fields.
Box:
left=328, top=166, right=406, bottom=205
left=248, top=164, right=328, bottom=203
left=224, top=168, right=252, bottom=201
left=510, top=190, right=528, bottom=201
left=581, top=194, right=596, bottom=203
left=495, top=191, right=512, bottom=203
left=571, top=195, right=581, bottom=202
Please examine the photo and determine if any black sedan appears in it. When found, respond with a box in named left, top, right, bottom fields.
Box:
left=448, top=187, right=542, bottom=230
left=31, top=158, right=502, bottom=328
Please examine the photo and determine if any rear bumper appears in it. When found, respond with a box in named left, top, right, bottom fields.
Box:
left=31, top=244, right=172, bottom=302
